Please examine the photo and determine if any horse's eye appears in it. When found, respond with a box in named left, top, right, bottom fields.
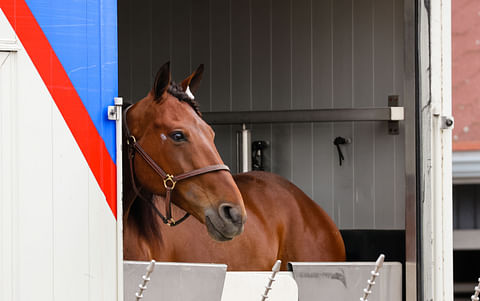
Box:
left=169, top=131, right=187, bottom=142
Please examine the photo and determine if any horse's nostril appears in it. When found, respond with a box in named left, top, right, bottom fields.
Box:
left=219, top=203, right=243, bottom=225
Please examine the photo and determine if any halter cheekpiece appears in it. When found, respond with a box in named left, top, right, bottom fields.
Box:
left=123, top=103, right=230, bottom=226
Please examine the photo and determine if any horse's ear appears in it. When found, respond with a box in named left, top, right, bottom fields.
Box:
left=152, top=61, right=171, bottom=100
left=181, top=64, right=204, bottom=94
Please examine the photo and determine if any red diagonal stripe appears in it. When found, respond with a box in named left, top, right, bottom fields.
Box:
left=1, top=0, right=117, bottom=218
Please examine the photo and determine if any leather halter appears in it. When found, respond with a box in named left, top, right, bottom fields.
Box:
left=123, top=104, right=230, bottom=226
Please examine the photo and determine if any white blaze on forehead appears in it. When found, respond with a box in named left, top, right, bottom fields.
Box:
left=186, top=86, right=195, bottom=99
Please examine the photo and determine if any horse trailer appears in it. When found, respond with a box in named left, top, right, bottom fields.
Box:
left=0, top=0, right=453, bottom=300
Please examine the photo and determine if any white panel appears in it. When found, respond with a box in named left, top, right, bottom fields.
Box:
left=88, top=174, right=117, bottom=301
left=15, top=43, right=54, bottom=301
left=221, top=272, right=298, bottom=301
left=0, top=15, right=117, bottom=301
left=52, top=106, right=90, bottom=300
left=0, top=9, right=15, bottom=43
left=0, top=50, right=15, bottom=301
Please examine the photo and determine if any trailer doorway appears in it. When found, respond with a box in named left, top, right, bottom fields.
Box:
left=117, top=0, right=421, bottom=299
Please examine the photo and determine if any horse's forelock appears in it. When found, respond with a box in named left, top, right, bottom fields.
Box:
left=167, top=82, right=202, bottom=117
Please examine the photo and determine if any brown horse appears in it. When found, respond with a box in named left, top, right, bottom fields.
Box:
left=123, top=62, right=345, bottom=270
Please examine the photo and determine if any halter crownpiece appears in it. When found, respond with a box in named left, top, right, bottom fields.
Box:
left=123, top=104, right=230, bottom=226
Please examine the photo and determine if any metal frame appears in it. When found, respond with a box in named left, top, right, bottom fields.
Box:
left=108, top=98, right=124, bottom=301
left=202, top=107, right=404, bottom=124
left=403, top=0, right=418, bottom=300
left=418, top=0, right=454, bottom=300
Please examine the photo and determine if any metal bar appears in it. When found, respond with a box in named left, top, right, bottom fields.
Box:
left=202, top=107, right=404, bottom=125
left=114, top=97, right=124, bottom=301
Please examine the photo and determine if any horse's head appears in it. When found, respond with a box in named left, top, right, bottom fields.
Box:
left=125, top=62, right=246, bottom=241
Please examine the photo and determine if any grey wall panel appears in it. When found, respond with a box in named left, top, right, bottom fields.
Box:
left=313, top=123, right=335, bottom=219
left=231, top=0, right=251, bottom=111
left=333, top=123, right=355, bottom=228
left=211, top=0, right=230, bottom=112
left=291, top=0, right=313, bottom=197
left=292, top=124, right=314, bottom=197
left=270, top=0, right=293, bottom=180
left=373, top=0, right=401, bottom=229
left=212, top=125, right=234, bottom=171
left=252, top=0, right=271, bottom=111
left=332, top=0, right=354, bottom=228
left=312, top=0, right=333, bottom=109
left=353, top=0, right=375, bottom=228
left=151, top=0, right=171, bottom=83
left=190, top=0, right=211, bottom=110
left=292, top=0, right=312, bottom=110
left=271, top=0, right=292, bottom=110
left=271, top=124, right=292, bottom=181
left=130, top=0, right=152, bottom=102
left=117, top=0, right=131, bottom=101
left=171, top=0, right=192, bottom=79
left=118, top=0, right=407, bottom=230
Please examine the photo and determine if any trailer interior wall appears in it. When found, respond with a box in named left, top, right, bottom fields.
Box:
left=0, top=6, right=118, bottom=301
left=119, top=0, right=409, bottom=231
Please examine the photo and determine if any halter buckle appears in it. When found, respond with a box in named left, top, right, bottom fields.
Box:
left=166, top=218, right=176, bottom=226
left=163, top=174, right=176, bottom=190
left=127, top=135, right=137, bottom=145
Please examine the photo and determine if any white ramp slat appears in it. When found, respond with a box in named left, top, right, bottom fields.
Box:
left=221, top=272, right=298, bottom=301
left=289, top=262, right=402, bottom=301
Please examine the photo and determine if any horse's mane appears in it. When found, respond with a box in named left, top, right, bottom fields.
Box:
left=167, top=82, right=202, bottom=117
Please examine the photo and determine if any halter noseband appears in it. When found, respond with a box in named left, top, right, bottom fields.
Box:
left=123, top=104, right=230, bottom=226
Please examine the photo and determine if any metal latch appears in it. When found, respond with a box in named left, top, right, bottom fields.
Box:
left=108, top=97, right=123, bottom=121
left=440, top=116, right=454, bottom=129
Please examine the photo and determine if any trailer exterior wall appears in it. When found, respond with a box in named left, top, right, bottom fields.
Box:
left=0, top=1, right=119, bottom=300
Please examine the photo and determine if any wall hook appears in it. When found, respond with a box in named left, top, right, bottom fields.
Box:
left=333, top=136, right=351, bottom=166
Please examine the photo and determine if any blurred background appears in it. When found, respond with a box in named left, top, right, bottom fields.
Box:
left=451, top=0, right=480, bottom=299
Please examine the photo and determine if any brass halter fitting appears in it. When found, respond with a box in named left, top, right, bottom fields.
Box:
left=163, top=174, right=177, bottom=190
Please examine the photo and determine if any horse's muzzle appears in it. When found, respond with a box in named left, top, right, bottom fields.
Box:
left=204, top=204, right=246, bottom=241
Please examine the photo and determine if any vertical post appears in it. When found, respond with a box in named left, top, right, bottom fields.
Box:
left=237, top=124, right=251, bottom=173
left=113, top=97, right=124, bottom=301
left=419, top=0, right=453, bottom=299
